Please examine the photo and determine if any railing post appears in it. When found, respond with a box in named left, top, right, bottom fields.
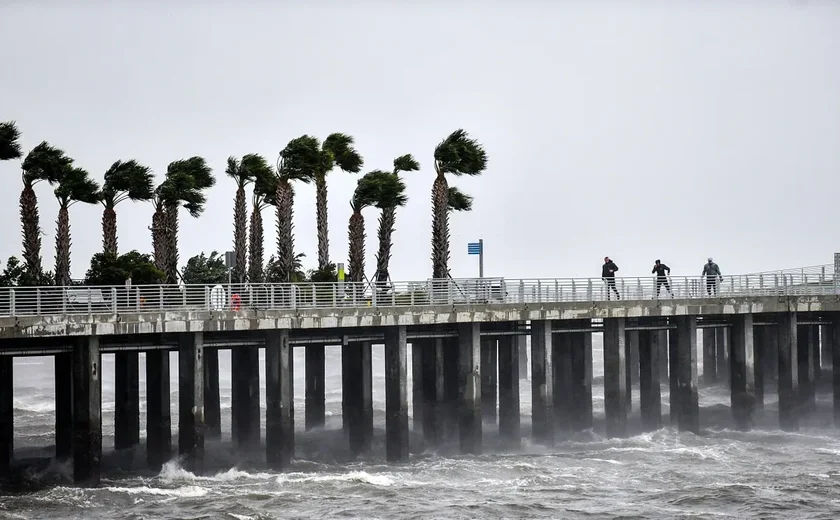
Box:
left=587, top=279, right=593, bottom=301
left=111, top=287, right=118, bottom=313
left=158, top=286, right=164, bottom=311
left=410, top=285, right=415, bottom=306
left=9, top=289, right=15, bottom=317
left=182, top=286, right=187, bottom=308
left=536, top=280, right=542, bottom=303
left=518, top=281, right=524, bottom=303
left=332, top=284, right=337, bottom=307
left=372, top=283, right=378, bottom=307
left=36, top=288, right=41, bottom=315
left=554, top=280, right=559, bottom=301
left=637, top=278, right=642, bottom=299
left=571, top=280, right=576, bottom=301
left=87, top=288, right=92, bottom=314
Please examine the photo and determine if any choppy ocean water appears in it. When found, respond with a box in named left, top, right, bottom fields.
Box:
left=3, top=332, right=840, bottom=519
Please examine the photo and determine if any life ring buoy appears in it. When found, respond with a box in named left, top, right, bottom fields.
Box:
left=230, top=293, right=241, bottom=311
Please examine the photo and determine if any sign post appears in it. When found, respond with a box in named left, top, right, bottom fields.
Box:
left=337, top=262, right=345, bottom=300
left=467, top=239, right=484, bottom=278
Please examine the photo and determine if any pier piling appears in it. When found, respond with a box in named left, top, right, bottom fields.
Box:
left=730, top=314, right=756, bottom=430
left=114, top=351, right=140, bottom=452
left=675, top=316, right=699, bottom=434
left=604, top=317, right=627, bottom=438
left=421, top=338, right=445, bottom=448
left=498, top=332, right=521, bottom=447
left=266, top=330, right=294, bottom=469
left=178, top=332, right=204, bottom=473
left=639, top=330, right=662, bottom=431
left=385, top=326, right=409, bottom=462
left=480, top=338, right=497, bottom=425
left=72, top=336, right=101, bottom=486
left=55, top=352, right=73, bottom=461
left=777, top=312, right=799, bottom=431
left=146, top=349, right=171, bottom=471
left=531, top=320, right=554, bottom=445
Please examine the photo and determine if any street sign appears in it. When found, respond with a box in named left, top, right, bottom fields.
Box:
left=468, top=239, right=484, bottom=278
left=467, top=242, right=482, bottom=255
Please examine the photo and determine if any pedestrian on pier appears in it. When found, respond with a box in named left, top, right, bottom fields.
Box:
left=652, top=259, right=672, bottom=297
left=602, top=256, right=620, bottom=300
left=702, top=257, right=722, bottom=296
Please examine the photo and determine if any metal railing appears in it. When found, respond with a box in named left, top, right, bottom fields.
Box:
left=0, top=266, right=835, bottom=318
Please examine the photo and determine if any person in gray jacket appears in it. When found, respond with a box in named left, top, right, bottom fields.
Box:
left=702, top=257, right=722, bottom=296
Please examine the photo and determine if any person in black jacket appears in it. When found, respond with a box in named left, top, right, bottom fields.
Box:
left=652, top=259, right=672, bottom=297
left=602, top=256, right=620, bottom=300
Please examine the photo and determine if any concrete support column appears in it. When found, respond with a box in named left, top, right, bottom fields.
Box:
left=443, top=340, right=459, bottom=443
left=412, top=342, right=424, bottom=432
left=114, top=351, right=140, bottom=452
left=626, top=330, right=640, bottom=412
left=305, top=345, right=325, bottom=431
left=730, top=314, right=756, bottom=430
left=421, top=339, right=444, bottom=448
left=0, top=356, right=12, bottom=476
left=232, top=347, right=261, bottom=448
left=702, top=328, right=717, bottom=384
left=765, top=324, right=779, bottom=383
left=716, top=327, right=730, bottom=385
left=821, top=323, right=833, bottom=368
left=480, top=338, right=498, bottom=424
left=72, top=336, right=102, bottom=486
left=458, top=323, right=482, bottom=454
left=178, top=332, right=204, bottom=473
left=658, top=330, right=669, bottom=380
left=604, top=318, right=627, bottom=438
left=266, top=330, right=294, bottom=469
left=530, top=320, right=554, bottom=445
left=797, top=324, right=816, bottom=414
left=668, top=327, right=678, bottom=425
left=570, top=324, right=593, bottom=431
left=752, top=325, right=765, bottom=410
left=812, top=325, right=822, bottom=382
left=344, top=341, right=373, bottom=455
left=55, top=352, right=73, bottom=461
left=518, top=323, right=528, bottom=380
left=146, top=349, right=171, bottom=471
left=831, top=320, right=840, bottom=427
left=777, top=312, right=799, bottom=431
left=203, top=347, right=221, bottom=440
left=384, top=326, right=409, bottom=462
left=497, top=333, right=520, bottom=447
left=552, top=330, right=573, bottom=433
left=674, top=316, right=699, bottom=434
left=638, top=330, right=662, bottom=432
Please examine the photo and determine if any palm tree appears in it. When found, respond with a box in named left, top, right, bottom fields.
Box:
left=53, top=167, right=100, bottom=286
left=0, top=121, right=21, bottom=161
left=20, top=142, right=74, bottom=281
left=431, top=130, right=487, bottom=279
left=308, top=133, right=364, bottom=270
left=347, top=172, right=380, bottom=287
left=248, top=155, right=277, bottom=283
left=225, top=155, right=257, bottom=283
left=151, top=157, right=214, bottom=284
left=374, top=154, right=418, bottom=283
left=274, top=137, right=318, bottom=282
left=100, top=160, right=154, bottom=255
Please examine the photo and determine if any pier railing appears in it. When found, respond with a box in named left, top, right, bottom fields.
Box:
left=0, top=264, right=834, bottom=318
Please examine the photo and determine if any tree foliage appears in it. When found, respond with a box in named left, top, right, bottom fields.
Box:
left=181, top=251, right=228, bottom=285
left=84, top=251, right=164, bottom=286
left=100, top=160, right=154, bottom=207
left=0, top=121, right=22, bottom=161
left=447, top=186, right=474, bottom=212
left=0, top=256, right=54, bottom=287
left=433, top=129, right=488, bottom=176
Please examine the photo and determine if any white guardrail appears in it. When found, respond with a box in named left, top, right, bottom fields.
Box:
left=0, top=265, right=835, bottom=318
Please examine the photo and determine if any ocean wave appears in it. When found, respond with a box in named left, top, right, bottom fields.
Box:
left=103, top=485, right=209, bottom=497
left=276, top=470, right=394, bottom=487
left=158, top=461, right=274, bottom=482
left=13, top=399, right=54, bottom=413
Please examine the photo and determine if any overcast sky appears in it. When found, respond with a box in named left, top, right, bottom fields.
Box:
left=1, top=1, right=838, bottom=283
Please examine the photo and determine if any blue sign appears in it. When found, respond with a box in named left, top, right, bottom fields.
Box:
left=467, top=242, right=482, bottom=255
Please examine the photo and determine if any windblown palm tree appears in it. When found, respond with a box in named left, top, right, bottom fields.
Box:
left=226, top=155, right=258, bottom=282
left=347, top=172, right=380, bottom=286
left=0, top=121, right=21, bottom=161
left=151, top=157, right=214, bottom=284
left=431, top=130, right=487, bottom=279
left=306, top=133, right=364, bottom=270
left=374, top=155, right=418, bottom=283
left=53, top=167, right=100, bottom=286
left=274, top=137, right=319, bottom=282
left=20, top=142, right=74, bottom=281
left=247, top=155, right=277, bottom=283
left=100, top=160, right=154, bottom=255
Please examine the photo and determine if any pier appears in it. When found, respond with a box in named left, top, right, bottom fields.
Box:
left=1, top=262, right=839, bottom=486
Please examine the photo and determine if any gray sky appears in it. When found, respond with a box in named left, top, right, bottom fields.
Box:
left=1, top=1, right=838, bottom=282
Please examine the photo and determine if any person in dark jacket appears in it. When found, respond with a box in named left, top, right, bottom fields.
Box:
left=602, top=256, right=620, bottom=300
left=702, top=257, right=722, bottom=296
left=652, top=259, right=672, bottom=297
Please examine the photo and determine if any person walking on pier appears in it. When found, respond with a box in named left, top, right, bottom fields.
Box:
left=702, top=257, right=722, bottom=296
left=602, top=256, right=620, bottom=300
left=652, top=259, right=672, bottom=297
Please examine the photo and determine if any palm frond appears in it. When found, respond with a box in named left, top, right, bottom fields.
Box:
left=0, top=121, right=22, bottom=161
left=279, top=135, right=320, bottom=183
left=323, top=132, right=363, bottom=173
left=55, top=167, right=101, bottom=206
left=447, top=186, right=473, bottom=212
left=226, top=155, right=257, bottom=188
left=350, top=172, right=381, bottom=212
left=103, top=159, right=154, bottom=203
left=373, top=171, right=407, bottom=209
left=22, top=142, right=74, bottom=184
left=393, top=154, right=420, bottom=174
left=434, top=129, right=488, bottom=176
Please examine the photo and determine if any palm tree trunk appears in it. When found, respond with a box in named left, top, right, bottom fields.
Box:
left=315, top=174, right=329, bottom=270
left=152, top=206, right=167, bottom=276
left=431, top=174, right=450, bottom=279
left=233, top=186, right=247, bottom=282
left=19, top=184, right=43, bottom=277
left=248, top=204, right=264, bottom=283
left=348, top=211, right=365, bottom=283
left=276, top=179, right=295, bottom=282
left=55, top=205, right=71, bottom=287
left=102, top=206, right=118, bottom=256
left=164, top=202, right=179, bottom=284
left=375, top=206, right=395, bottom=283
